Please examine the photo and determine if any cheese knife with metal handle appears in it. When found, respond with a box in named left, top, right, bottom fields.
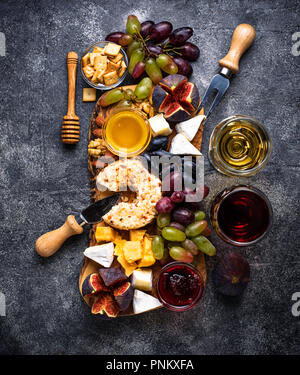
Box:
left=35, top=193, right=120, bottom=257
left=196, top=24, right=256, bottom=118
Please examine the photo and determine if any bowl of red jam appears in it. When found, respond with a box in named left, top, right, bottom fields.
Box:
left=156, top=262, right=204, bottom=311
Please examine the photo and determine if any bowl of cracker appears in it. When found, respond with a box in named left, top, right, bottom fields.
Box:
left=80, top=41, right=128, bottom=90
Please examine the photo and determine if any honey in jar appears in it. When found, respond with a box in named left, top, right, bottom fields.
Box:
left=104, top=109, right=151, bottom=156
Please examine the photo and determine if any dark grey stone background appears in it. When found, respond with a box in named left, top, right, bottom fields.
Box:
left=0, top=0, right=299, bottom=355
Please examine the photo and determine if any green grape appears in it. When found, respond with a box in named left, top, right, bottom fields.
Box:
left=124, top=88, right=134, bottom=100
left=192, top=235, right=216, bottom=256
left=128, top=49, right=145, bottom=74
left=169, top=246, right=194, bottom=263
left=161, top=227, right=186, bottom=242
left=156, top=54, right=172, bottom=69
left=145, top=58, right=163, bottom=84
left=185, top=220, right=207, bottom=238
left=99, top=88, right=124, bottom=107
left=194, top=211, right=205, bottom=221
left=127, top=40, right=142, bottom=58
left=157, top=213, right=171, bottom=228
left=152, top=235, right=165, bottom=260
left=114, top=99, right=132, bottom=110
left=163, top=61, right=178, bottom=75
left=156, top=54, right=178, bottom=75
left=126, top=15, right=141, bottom=35
left=134, top=77, right=153, bottom=99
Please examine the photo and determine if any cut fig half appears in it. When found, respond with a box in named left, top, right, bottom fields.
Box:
left=152, top=74, right=200, bottom=123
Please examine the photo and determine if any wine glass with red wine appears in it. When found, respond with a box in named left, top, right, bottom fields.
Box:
left=211, top=185, right=272, bottom=246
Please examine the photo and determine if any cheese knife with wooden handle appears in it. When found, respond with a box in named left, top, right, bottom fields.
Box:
left=196, top=24, right=256, bottom=118
left=35, top=194, right=120, bottom=257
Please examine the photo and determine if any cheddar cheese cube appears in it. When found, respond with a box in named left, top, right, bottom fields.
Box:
left=117, top=254, right=137, bottom=277
left=95, top=226, right=115, bottom=243
left=138, top=237, right=155, bottom=267
left=123, top=241, right=143, bottom=264
left=129, top=230, right=146, bottom=242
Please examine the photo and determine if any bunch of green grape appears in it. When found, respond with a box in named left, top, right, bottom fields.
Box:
left=106, top=15, right=200, bottom=84
left=99, top=77, right=153, bottom=106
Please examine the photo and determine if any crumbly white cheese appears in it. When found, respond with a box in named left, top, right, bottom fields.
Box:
left=175, top=115, right=206, bottom=141
left=131, top=269, right=153, bottom=292
left=149, top=113, right=172, bottom=136
left=133, top=289, right=162, bottom=314
left=83, top=243, right=114, bottom=268
left=169, top=133, right=202, bottom=155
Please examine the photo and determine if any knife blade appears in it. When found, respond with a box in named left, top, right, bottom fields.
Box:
left=35, top=193, right=120, bottom=257
left=196, top=24, right=256, bottom=118
left=80, top=194, right=121, bottom=224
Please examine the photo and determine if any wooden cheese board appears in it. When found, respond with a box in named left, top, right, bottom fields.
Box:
left=79, top=85, right=206, bottom=317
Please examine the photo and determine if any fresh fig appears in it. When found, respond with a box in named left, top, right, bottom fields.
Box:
left=91, top=293, right=120, bottom=318
left=82, top=273, right=110, bottom=296
left=152, top=74, right=200, bottom=122
left=113, top=281, right=134, bottom=311
left=99, top=267, right=127, bottom=287
left=213, top=252, right=250, bottom=296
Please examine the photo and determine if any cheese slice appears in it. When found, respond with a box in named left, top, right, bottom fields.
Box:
left=175, top=115, right=206, bottom=141
left=131, top=269, right=152, bottom=292
left=169, top=133, right=202, bottom=155
left=149, top=113, right=172, bottom=136
left=133, top=289, right=162, bottom=314
left=83, top=243, right=114, bottom=268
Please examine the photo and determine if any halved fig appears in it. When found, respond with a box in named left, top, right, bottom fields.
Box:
left=91, top=293, right=120, bottom=318
left=113, top=281, right=134, bottom=311
left=82, top=273, right=110, bottom=297
left=99, top=267, right=127, bottom=287
left=152, top=74, right=200, bottom=122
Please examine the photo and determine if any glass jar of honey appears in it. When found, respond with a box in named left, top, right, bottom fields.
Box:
left=103, top=108, right=151, bottom=157
left=209, top=115, right=272, bottom=177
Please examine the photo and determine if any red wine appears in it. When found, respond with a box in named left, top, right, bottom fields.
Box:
left=157, top=263, right=204, bottom=310
left=217, top=187, right=270, bottom=243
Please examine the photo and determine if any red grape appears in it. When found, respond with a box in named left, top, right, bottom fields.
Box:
left=132, top=61, right=146, bottom=79
left=141, top=21, right=154, bottom=38
left=172, top=207, right=195, bottom=225
left=162, top=171, right=183, bottom=195
left=170, top=191, right=185, bottom=203
left=172, top=56, right=193, bottom=76
left=169, top=222, right=185, bottom=232
left=155, top=197, right=175, bottom=214
left=149, top=21, right=173, bottom=42
left=169, top=27, right=193, bottom=46
left=105, top=31, right=125, bottom=43
left=178, top=42, right=200, bottom=61
left=148, top=44, right=163, bottom=55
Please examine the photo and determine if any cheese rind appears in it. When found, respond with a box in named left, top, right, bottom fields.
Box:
left=149, top=114, right=172, bottom=136
left=133, top=289, right=162, bottom=314
left=169, top=133, right=202, bottom=155
left=83, top=243, right=114, bottom=268
left=175, top=115, right=206, bottom=141
left=131, top=269, right=153, bottom=291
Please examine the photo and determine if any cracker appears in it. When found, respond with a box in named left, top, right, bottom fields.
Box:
left=82, top=65, right=94, bottom=79
left=83, top=88, right=96, bottom=102
left=118, top=60, right=127, bottom=77
left=103, top=71, right=119, bottom=85
left=110, top=53, right=123, bottom=64
left=104, top=42, right=121, bottom=56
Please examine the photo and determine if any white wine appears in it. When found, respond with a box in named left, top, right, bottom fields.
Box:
left=209, top=116, right=272, bottom=177
left=217, top=121, right=268, bottom=170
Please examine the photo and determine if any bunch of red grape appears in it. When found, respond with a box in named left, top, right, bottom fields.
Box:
left=150, top=176, right=216, bottom=265
left=106, top=15, right=200, bottom=83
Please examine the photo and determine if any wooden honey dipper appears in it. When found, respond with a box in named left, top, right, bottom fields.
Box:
left=61, top=51, right=80, bottom=144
